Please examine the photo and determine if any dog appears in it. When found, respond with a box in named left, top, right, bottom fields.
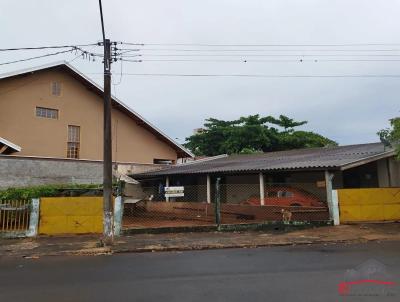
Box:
left=281, top=208, right=292, bottom=223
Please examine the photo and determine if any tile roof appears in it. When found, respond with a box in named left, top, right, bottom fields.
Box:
left=134, top=143, right=394, bottom=177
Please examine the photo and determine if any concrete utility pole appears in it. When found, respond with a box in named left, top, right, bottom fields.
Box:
left=98, top=0, right=113, bottom=245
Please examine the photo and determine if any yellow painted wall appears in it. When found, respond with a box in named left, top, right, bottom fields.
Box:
left=39, top=197, right=103, bottom=235
left=338, top=188, right=400, bottom=223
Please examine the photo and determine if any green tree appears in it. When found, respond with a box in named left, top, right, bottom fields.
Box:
left=378, top=117, right=400, bottom=158
left=184, top=115, right=336, bottom=156
left=265, top=115, right=307, bottom=132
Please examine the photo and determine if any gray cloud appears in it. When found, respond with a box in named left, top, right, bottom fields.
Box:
left=1, top=0, right=399, bottom=145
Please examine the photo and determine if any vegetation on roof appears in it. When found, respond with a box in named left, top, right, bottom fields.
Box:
left=184, top=115, right=337, bottom=156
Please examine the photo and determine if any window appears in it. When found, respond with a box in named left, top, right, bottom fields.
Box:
left=67, top=125, right=80, bottom=159
left=51, top=81, right=62, bottom=96
left=36, top=107, right=58, bottom=119
left=153, top=158, right=173, bottom=165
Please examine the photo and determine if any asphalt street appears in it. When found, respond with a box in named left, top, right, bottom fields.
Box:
left=0, top=241, right=399, bottom=302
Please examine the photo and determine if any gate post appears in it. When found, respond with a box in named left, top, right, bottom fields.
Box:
left=331, top=190, right=340, bottom=225
left=215, top=177, right=221, bottom=229
left=325, top=171, right=336, bottom=223
left=113, top=196, right=123, bottom=236
left=26, top=198, right=40, bottom=237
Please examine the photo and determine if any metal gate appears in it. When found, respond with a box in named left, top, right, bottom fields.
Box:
left=338, top=188, right=400, bottom=223
left=39, top=197, right=103, bottom=235
left=0, top=200, right=30, bottom=235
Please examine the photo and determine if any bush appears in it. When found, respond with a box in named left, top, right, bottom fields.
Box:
left=0, top=184, right=102, bottom=201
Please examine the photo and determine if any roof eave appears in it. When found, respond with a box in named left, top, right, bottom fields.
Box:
left=133, top=165, right=342, bottom=178
left=0, top=137, right=22, bottom=153
left=339, top=150, right=396, bottom=171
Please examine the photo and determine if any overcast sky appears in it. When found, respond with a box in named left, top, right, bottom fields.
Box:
left=1, top=0, right=399, bottom=145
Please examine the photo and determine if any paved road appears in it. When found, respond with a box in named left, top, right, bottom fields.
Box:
left=0, top=241, right=399, bottom=302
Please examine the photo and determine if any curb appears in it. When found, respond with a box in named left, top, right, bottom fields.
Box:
left=110, top=238, right=389, bottom=254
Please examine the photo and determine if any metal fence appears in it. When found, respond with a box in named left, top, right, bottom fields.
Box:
left=0, top=200, right=31, bottom=233
left=122, top=182, right=330, bottom=230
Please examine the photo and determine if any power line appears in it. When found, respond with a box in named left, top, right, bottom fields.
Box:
left=0, top=46, right=100, bottom=66
left=121, top=42, right=400, bottom=47
left=86, top=72, right=400, bottom=78
left=121, top=58, right=400, bottom=63
left=0, top=43, right=98, bottom=52
left=122, top=53, right=400, bottom=57
left=0, top=49, right=75, bottom=66
left=67, top=45, right=99, bottom=63
left=119, top=47, right=400, bottom=52
left=112, top=58, right=124, bottom=85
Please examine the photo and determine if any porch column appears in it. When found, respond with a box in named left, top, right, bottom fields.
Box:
left=259, top=172, right=265, bottom=206
left=165, top=176, right=170, bottom=202
left=206, top=174, right=211, bottom=204
left=325, top=170, right=336, bottom=222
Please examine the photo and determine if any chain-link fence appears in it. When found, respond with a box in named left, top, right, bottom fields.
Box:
left=122, top=182, right=330, bottom=229
left=123, top=185, right=214, bottom=228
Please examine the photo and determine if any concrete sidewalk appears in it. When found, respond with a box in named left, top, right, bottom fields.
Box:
left=1, top=223, right=399, bottom=258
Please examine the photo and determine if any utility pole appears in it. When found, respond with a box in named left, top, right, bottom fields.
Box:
left=98, top=0, right=113, bottom=245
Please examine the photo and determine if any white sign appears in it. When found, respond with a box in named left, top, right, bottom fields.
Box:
left=165, top=186, right=184, bottom=197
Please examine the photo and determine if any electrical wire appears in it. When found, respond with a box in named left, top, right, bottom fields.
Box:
left=85, top=72, right=400, bottom=78
left=67, top=53, right=84, bottom=63
left=112, top=58, right=124, bottom=85
left=122, top=53, right=400, bottom=57
left=0, top=46, right=100, bottom=66
left=67, top=45, right=99, bottom=63
left=121, top=58, right=400, bottom=63
left=121, top=42, right=400, bottom=47
left=0, top=49, right=76, bottom=66
left=118, top=47, right=400, bottom=52
left=0, top=43, right=98, bottom=52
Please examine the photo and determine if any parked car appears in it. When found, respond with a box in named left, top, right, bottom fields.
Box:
left=240, top=187, right=325, bottom=207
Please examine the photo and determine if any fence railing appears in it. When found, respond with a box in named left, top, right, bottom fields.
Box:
left=0, top=200, right=31, bottom=233
left=122, top=182, right=329, bottom=229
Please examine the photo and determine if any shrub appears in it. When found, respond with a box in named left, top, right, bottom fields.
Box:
left=0, top=184, right=102, bottom=201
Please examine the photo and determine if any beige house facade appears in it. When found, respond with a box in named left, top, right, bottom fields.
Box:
left=0, top=62, right=192, bottom=164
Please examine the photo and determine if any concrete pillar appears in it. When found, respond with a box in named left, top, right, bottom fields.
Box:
left=325, top=170, right=335, bottom=222
left=259, top=172, right=265, bottom=206
left=206, top=174, right=211, bottom=204
left=26, top=198, right=40, bottom=237
left=331, top=190, right=340, bottom=225
left=165, top=176, right=170, bottom=202
left=113, top=196, right=123, bottom=236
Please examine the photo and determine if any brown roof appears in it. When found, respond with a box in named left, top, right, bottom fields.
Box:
left=134, top=143, right=394, bottom=177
